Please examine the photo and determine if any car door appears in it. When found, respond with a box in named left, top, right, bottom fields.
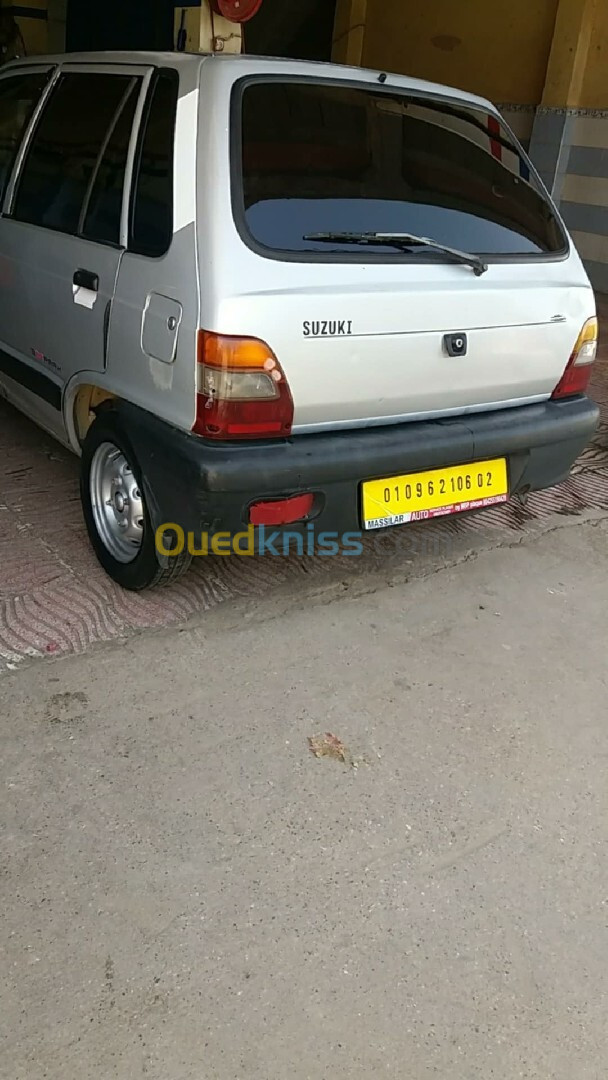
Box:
left=0, top=63, right=152, bottom=441
left=106, top=66, right=200, bottom=432
left=0, top=64, right=55, bottom=420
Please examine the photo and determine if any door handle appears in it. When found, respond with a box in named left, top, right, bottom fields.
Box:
left=73, top=268, right=99, bottom=292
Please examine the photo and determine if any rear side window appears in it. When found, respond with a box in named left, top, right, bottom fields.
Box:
left=129, top=69, right=178, bottom=258
left=237, top=80, right=566, bottom=259
left=81, top=81, right=139, bottom=244
left=12, top=72, right=139, bottom=243
left=0, top=70, right=49, bottom=202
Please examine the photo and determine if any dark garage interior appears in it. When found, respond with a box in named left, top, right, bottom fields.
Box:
left=65, top=0, right=338, bottom=60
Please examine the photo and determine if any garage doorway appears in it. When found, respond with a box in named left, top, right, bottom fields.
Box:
left=66, top=0, right=175, bottom=52
left=244, top=0, right=337, bottom=61
left=66, top=0, right=337, bottom=59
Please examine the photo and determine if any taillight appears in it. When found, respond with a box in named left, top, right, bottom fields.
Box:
left=193, top=331, right=294, bottom=440
left=551, top=317, right=598, bottom=399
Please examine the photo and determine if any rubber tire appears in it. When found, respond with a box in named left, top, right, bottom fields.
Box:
left=80, top=410, right=192, bottom=591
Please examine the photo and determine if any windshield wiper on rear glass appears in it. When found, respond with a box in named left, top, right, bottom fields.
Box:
left=303, top=231, right=488, bottom=276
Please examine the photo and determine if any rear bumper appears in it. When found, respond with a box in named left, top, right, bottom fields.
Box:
left=116, top=395, right=600, bottom=536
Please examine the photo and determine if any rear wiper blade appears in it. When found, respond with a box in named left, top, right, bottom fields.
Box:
left=303, top=231, right=488, bottom=277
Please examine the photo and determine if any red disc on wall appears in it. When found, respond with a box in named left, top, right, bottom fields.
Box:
left=210, top=0, right=263, bottom=22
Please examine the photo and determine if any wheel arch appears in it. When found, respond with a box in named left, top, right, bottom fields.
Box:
left=64, top=378, right=119, bottom=452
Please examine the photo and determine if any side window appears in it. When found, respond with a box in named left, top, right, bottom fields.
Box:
left=12, top=72, right=139, bottom=242
left=0, top=70, right=49, bottom=202
left=81, top=82, right=139, bottom=244
left=130, top=70, right=178, bottom=258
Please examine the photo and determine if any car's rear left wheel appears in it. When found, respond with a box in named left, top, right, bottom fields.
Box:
left=80, top=411, right=191, bottom=590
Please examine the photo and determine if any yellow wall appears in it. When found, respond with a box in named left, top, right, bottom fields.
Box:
left=17, top=19, right=47, bottom=55
left=173, top=3, right=242, bottom=53
left=0, top=0, right=49, bottom=56
left=579, top=2, right=608, bottom=108
left=359, top=0, right=560, bottom=106
left=16, top=19, right=46, bottom=54
left=333, top=0, right=367, bottom=66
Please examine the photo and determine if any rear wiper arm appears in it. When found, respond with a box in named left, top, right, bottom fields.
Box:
left=303, top=231, right=488, bottom=277
left=376, top=232, right=488, bottom=276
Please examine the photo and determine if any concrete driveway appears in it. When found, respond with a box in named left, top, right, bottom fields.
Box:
left=2, top=515, right=608, bottom=1079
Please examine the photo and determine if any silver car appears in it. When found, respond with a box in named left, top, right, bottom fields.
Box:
left=0, top=51, right=599, bottom=587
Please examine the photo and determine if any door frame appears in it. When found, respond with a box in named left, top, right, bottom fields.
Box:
left=3, top=61, right=155, bottom=250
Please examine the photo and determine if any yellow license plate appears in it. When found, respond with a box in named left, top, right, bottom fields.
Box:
left=362, top=458, right=508, bottom=530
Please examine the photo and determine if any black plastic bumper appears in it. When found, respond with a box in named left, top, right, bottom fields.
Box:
left=114, top=395, right=600, bottom=535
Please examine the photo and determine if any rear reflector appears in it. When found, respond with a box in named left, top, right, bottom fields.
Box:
left=249, top=493, right=314, bottom=526
left=552, top=317, right=598, bottom=399
left=193, top=331, right=294, bottom=440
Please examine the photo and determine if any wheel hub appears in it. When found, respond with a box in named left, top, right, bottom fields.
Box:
left=90, top=442, right=144, bottom=564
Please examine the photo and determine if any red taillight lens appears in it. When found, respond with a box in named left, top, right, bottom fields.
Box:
left=552, top=360, right=594, bottom=399
left=552, top=317, right=598, bottom=400
left=249, top=493, right=314, bottom=526
left=193, top=331, right=293, bottom=440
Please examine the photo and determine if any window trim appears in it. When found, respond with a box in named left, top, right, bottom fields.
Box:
left=6, top=62, right=153, bottom=249
left=78, top=77, right=139, bottom=239
left=127, top=67, right=179, bottom=260
left=0, top=64, right=58, bottom=214
left=230, top=74, right=570, bottom=266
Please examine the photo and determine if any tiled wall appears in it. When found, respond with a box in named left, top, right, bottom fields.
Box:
left=560, top=113, right=608, bottom=294
left=500, top=105, right=536, bottom=151
left=500, top=105, right=608, bottom=294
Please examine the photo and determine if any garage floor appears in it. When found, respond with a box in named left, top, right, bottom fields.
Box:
left=2, top=514, right=608, bottom=1080
left=1, top=297, right=607, bottom=669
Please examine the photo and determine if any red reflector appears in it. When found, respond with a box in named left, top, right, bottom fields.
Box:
left=249, top=493, right=314, bottom=526
left=221, top=420, right=283, bottom=436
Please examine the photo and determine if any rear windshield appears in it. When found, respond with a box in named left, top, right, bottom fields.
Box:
left=236, top=80, right=566, bottom=259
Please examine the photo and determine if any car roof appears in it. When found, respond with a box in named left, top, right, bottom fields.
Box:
left=3, top=51, right=496, bottom=113
left=4, top=50, right=206, bottom=68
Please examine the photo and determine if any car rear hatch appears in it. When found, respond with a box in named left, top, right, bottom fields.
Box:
left=220, top=70, right=594, bottom=432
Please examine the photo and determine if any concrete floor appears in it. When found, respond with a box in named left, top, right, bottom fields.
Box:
left=2, top=515, right=608, bottom=1079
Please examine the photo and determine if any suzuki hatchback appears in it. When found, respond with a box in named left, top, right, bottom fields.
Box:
left=0, top=51, right=599, bottom=588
